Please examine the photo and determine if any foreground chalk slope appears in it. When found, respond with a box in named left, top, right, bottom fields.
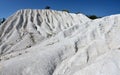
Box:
left=0, top=9, right=120, bottom=75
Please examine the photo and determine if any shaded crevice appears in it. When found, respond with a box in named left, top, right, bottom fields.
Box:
left=36, top=13, right=42, bottom=26
left=0, top=44, right=7, bottom=55
left=16, top=14, right=24, bottom=30
left=49, top=64, right=56, bottom=75
left=74, top=41, right=78, bottom=53
left=46, top=22, right=53, bottom=31
left=3, top=18, right=17, bottom=37
left=86, top=50, right=89, bottom=62
left=23, top=11, right=28, bottom=29
left=30, top=10, right=34, bottom=22
left=29, top=33, right=35, bottom=43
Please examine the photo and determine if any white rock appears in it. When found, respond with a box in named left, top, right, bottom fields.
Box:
left=0, top=9, right=120, bottom=75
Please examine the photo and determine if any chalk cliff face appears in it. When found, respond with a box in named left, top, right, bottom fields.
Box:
left=0, top=9, right=120, bottom=75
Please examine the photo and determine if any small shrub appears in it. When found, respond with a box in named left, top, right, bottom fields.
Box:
left=45, top=6, right=51, bottom=9
left=87, top=15, right=101, bottom=20
left=62, top=9, right=70, bottom=13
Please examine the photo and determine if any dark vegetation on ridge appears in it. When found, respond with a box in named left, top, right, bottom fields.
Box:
left=44, top=6, right=101, bottom=19
left=0, top=18, right=5, bottom=25
left=0, top=6, right=101, bottom=24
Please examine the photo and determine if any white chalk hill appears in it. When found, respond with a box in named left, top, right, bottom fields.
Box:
left=0, top=9, right=120, bottom=75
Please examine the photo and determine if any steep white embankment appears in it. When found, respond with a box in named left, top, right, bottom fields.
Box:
left=0, top=9, right=90, bottom=75
left=53, top=14, right=120, bottom=75
left=0, top=9, right=90, bottom=56
left=0, top=9, right=120, bottom=75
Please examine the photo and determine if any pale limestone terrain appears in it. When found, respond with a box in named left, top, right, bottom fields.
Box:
left=0, top=9, right=120, bottom=75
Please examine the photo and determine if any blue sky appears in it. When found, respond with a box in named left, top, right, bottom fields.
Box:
left=0, top=0, right=120, bottom=18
